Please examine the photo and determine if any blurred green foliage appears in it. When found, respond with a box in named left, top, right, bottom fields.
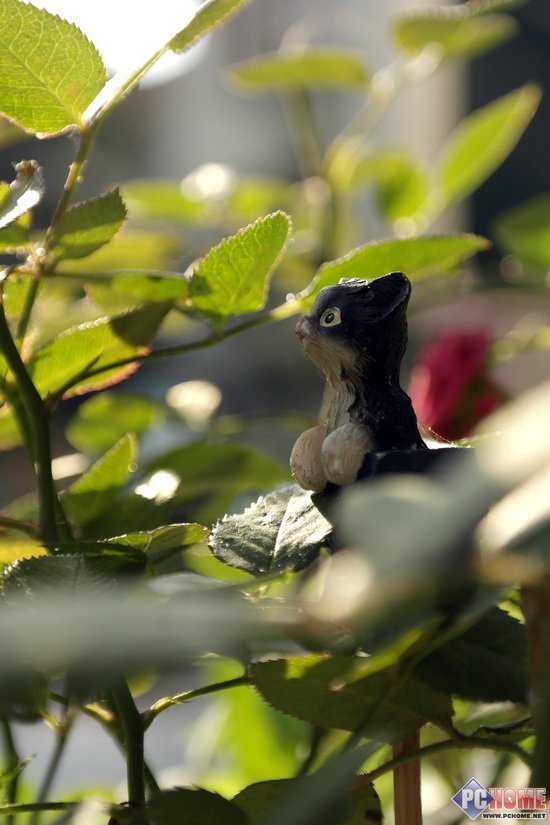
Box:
left=0, top=0, right=548, bottom=822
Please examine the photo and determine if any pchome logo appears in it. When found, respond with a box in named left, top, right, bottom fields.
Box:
left=452, top=778, right=494, bottom=820
left=452, top=779, right=547, bottom=820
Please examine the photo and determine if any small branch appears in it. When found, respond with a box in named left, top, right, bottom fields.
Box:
left=109, top=680, right=146, bottom=811
left=30, top=709, right=75, bottom=825
left=0, top=516, right=40, bottom=538
left=1, top=721, right=20, bottom=825
left=143, top=674, right=249, bottom=729
left=0, top=290, right=58, bottom=544
left=43, top=125, right=99, bottom=258
left=282, top=90, right=323, bottom=179
left=15, top=277, right=40, bottom=346
left=360, top=735, right=532, bottom=786
left=296, top=727, right=325, bottom=777
left=0, top=804, right=76, bottom=817
left=55, top=299, right=301, bottom=396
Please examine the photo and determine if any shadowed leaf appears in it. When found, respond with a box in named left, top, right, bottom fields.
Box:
left=62, top=434, right=137, bottom=525
left=50, top=189, right=127, bottom=260
left=251, top=654, right=453, bottom=742
left=28, top=302, right=171, bottom=398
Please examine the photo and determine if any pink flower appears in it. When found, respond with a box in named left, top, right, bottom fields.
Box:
left=408, top=329, right=507, bottom=440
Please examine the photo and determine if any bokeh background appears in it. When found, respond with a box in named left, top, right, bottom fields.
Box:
left=1, top=0, right=549, bottom=813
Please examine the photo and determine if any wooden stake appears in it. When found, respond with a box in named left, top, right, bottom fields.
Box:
left=393, top=733, right=422, bottom=825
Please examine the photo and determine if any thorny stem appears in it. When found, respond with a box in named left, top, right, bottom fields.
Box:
left=109, top=680, right=147, bottom=812
left=392, top=733, right=422, bottom=825
left=1, top=721, right=20, bottom=825
left=0, top=288, right=58, bottom=543
left=143, top=674, right=250, bottom=729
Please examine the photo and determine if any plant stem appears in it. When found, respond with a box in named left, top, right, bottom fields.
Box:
left=0, top=803, right=76, bottom=817
left=143, top=674, right=249, bottom=729
left=109, top=680, right=146, bottom=811
left=282, top=90, right=323, bottom=179
left=15, top=277, right=40, bottom=345
left=360, top=735, right=532, bottom=785
left=0, top=291, right=58, bottom=544
left=1, top=721, right=20, bottom=825
left=43, top=125, right=99, bottom=257
left=0, top=516, right=39, bottom=538
left=30, top=709, right=75, bottom=825
left=53, top=299, right=301, bottom=399
left=296, top=727, right=325, bottom=777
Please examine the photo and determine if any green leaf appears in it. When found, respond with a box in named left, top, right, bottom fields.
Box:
left=0, top=0, right=106, bottom=134
left=189, top=212, right=291, bottom=325
left=168, top=0, right=253, bottom=53
left=393, top=9, right=517, bottom=61
left=28, top=302, right=170, bottom=399
left=493, top=193, right=550, bottom=269
left=146, top=442, right=288, bottom=525
left=300, top=234, right=489, bottom=308
left=56, top=229, right=182, bottom=274
left=234, top=778, right=381, bottom=825
left=251, top=654, right=453, bottom=742
left=418, top=608, right=528, bottom=704
left=62, top=434, right=136, bottom=525
left=0, top=159, right=43, bottom=229
left=86, top=271, right=189, bottom=311
left=0, top=403, right=21, bottom=451
left=123, top=179, right=207, bottom=224
left=112, top=788, right=248, bottom=825
left=2, top=553, right=124, bottom=596
left=50, top=189, right=127, bottom=260
left=227, top=48, right=370, bottom=91
left=439, top=84, right=541, bottom=207
left=351, top=150, right=429, bottom=223
left=105, top=523, right=208, bottom=573
left=66, top=391, right=164, bottom=453
left=210, top=485, right=331, bottom=575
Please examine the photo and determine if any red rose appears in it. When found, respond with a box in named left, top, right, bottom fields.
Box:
left=408, top=329, right=507, bottom=441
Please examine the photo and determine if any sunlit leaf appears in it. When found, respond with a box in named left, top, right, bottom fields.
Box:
left=62, top=434, right=137, bottom=525
left=394, top=7, right=517, bottom=61
left=300, top=234, right=489, bottom=308
left=235, top=778, right=381, bottom=825
left=251, top=654, right=453, bottom=741
left=493, top=193, right=550, bottom=269
left=168, top=0, right=253, bottom=53
left=228, top=48, right=370, bottom=91
left=28, top=302, right=170, bottom=399
left=50, top=189, right=127, bottom=260
left=189, top=211, right=291, bottom=325
left=438, top=84, right=541, bottom=207
left=0, top=0, right=106, bottom=134
left=210, top=485, right=331, bottom=575
left=66, top=391, right=164, bottom=453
